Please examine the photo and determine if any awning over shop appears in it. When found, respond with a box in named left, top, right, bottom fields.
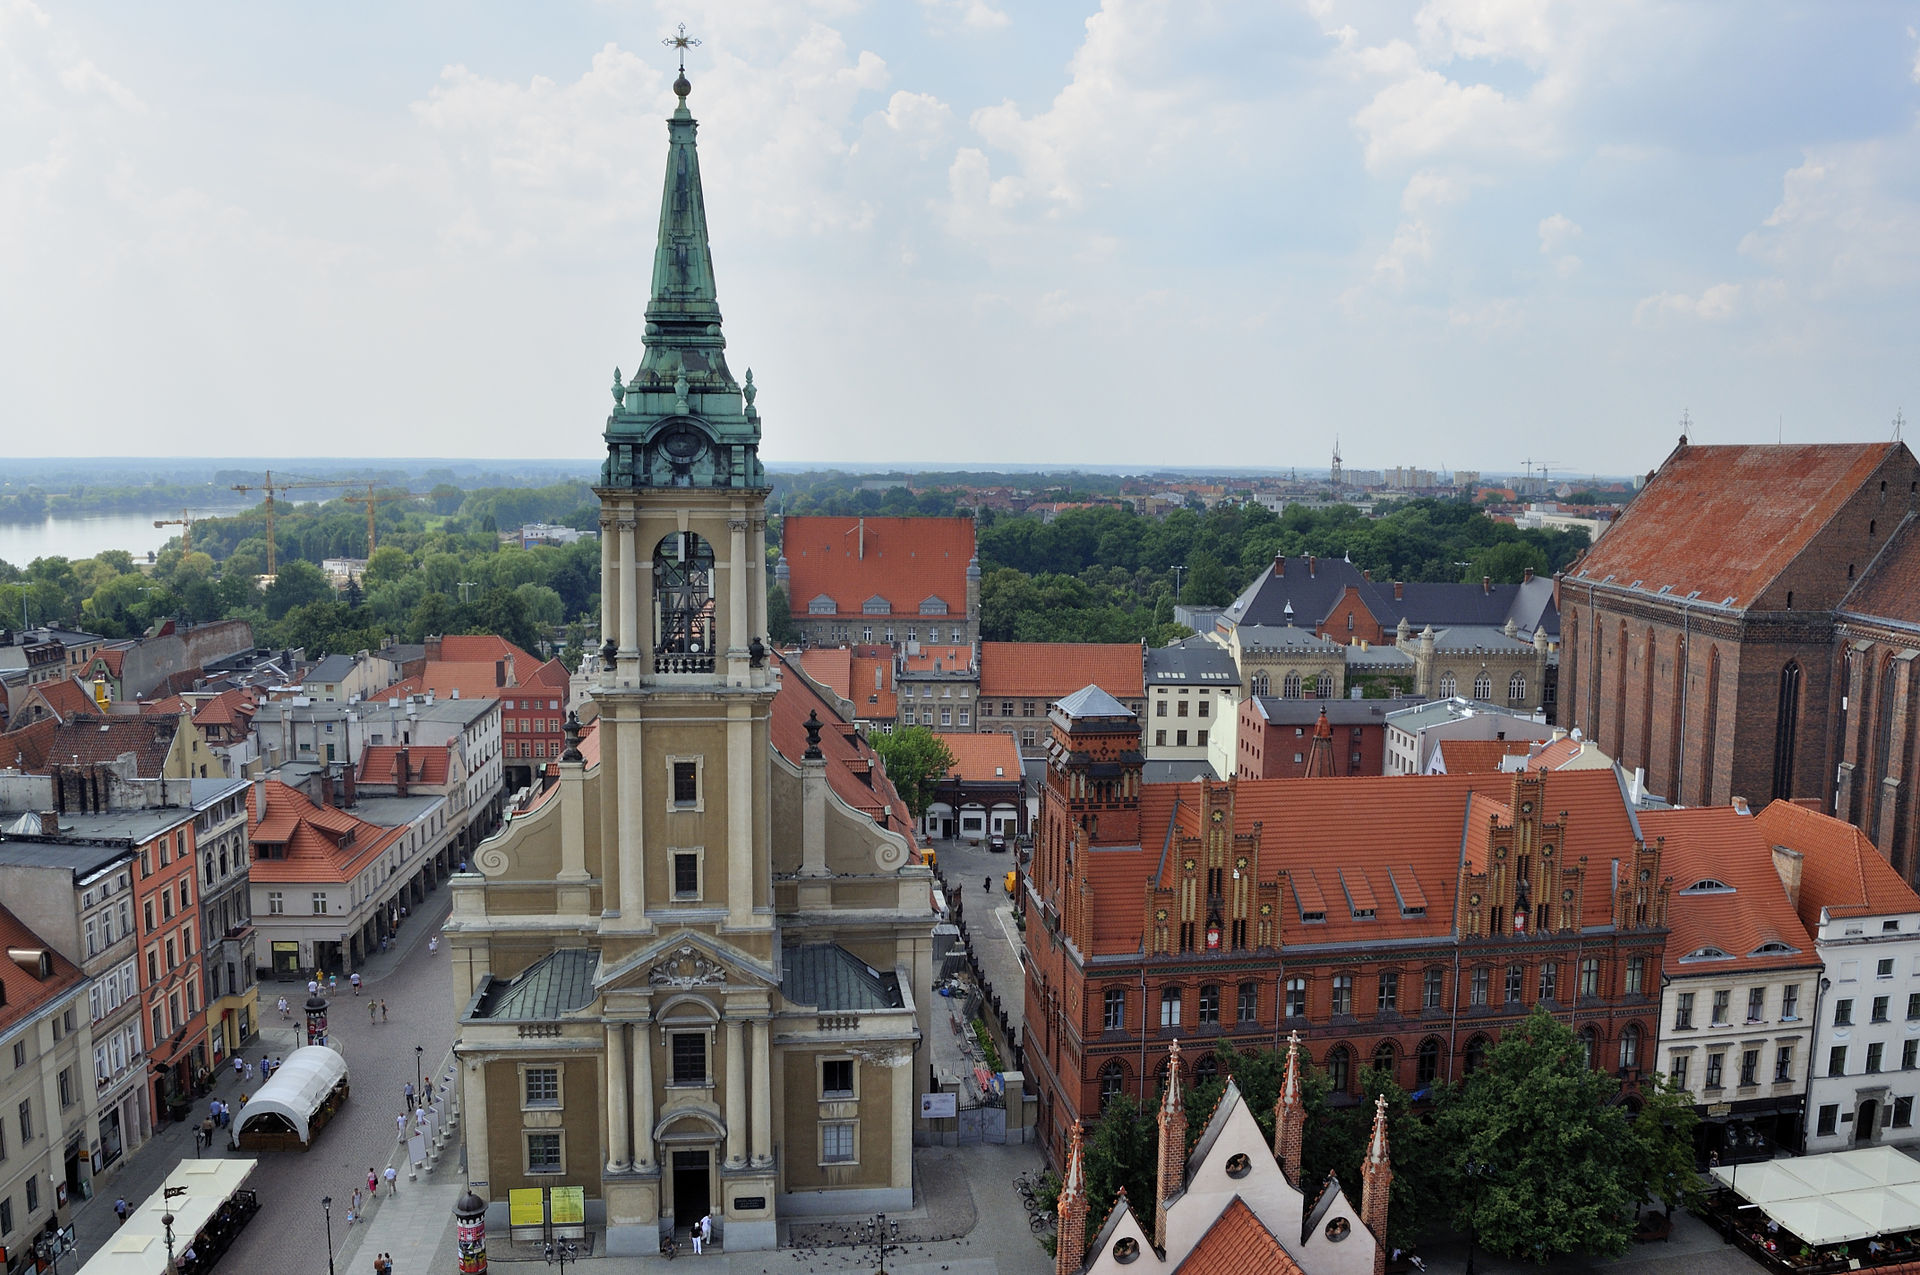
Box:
left=1710, top=1147, right=1920, bottom=1247
left=77, top=1159, right=257, bottom=1275
left=228, top=1045, right=348, bottom=1147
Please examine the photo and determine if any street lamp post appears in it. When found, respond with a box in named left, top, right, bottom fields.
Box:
left=543, top=1238, right=578, bottom=1274
left=1170, top=565, right=1186, bottom=608
left=322, top=1195, right=336, bottom=1275
left=161, top=1185, right=188, bottom=1275
left=1462, top=1161, right=1492, bottom=1275
left=858, top=1214, right=903, bottom=1275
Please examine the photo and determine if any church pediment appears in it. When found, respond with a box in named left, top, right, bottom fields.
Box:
left=594, top=931, right=777, bottom=993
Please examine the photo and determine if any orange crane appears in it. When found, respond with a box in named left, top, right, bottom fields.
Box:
left=342, top=484, right=427, bottom=556
left=152, top=510, right=197, bottom=553
left=226, top=471, right=348, bottom=574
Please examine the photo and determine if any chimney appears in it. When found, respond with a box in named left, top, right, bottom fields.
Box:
left=1055, top=1122, right=1089, bottom=1275
left=342, top=761, right=357, bottom=807
left=858, top=517, right=866, bottom=560
left=1360, top=1095, right=1394, bottom=1274
left=1307, top=555, right=1316, bottom=576
left=1274, top=1030, right=1306, bottom=1186
left=1523, top=566, right=1534, bottom=583
left=1482, top=575, right=1492, bottom=594
left=1274, top=554, right=1285, bottom=577
left=495, top=658, right=507, bottom=687
left=1362, top=569, right=1372, bottom=582
left=396, top=747, right=410, bottom=798
left=1393, top=581, right=1404, bottom=601
left=319, top=767, right=336, bottom=809
left=1154, top=1041, right=1186, bottom=1253
left=1772, top=843, right=1803, bottom=911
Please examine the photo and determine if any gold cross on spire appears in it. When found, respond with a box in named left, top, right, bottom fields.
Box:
left=663, top=22, right=701, bottom=73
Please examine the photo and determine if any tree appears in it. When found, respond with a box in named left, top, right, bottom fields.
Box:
left=363, top=545, right=413, bottom=589
left=766, top=583, right=799, bottom=646
left=1081, top=1092, right=1159, bottom=1251
left=264, top=559, right=333, bottom=621
left=1436, top=1007, right=1645, bottom=1263
left=1622, top=1071, right=1702, bottom=1221
left=867, top=726, right=955, bottom=820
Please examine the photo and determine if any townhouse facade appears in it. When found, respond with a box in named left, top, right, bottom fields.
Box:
left=246, top=779, right=409, bottom=977
left=191, top=778, right=256, bottom=1062
left=1142, top=636, right=1237, bottom=769
left=0, top=912, right=93, bottom=1267
left=1022, top=690, right=1669, bottom=1161
left=1641, top=805, right=1820, bottom=1157
left=777, top=516, right=979, bottom=651
left=978, top=642, right=1145, bottom=761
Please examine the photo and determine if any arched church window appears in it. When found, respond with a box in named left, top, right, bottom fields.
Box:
left=1473, top=672, right=1493, bottom=701
left=1250, top=671, right=1269, bottom=696
left=1508, top=672, right=1527, bottom=703
left=653, top=532, right=715, bottom=668
left=1098, top=1060, right=1125, bottom=1110
left=1282, top=671, right=1302, bottom=699
left=1439, top=671, right=1457, bottom=698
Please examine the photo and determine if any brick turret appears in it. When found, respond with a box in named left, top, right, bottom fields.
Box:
left=1055, top=1121, right=1088, bottom=1275
left=1360, top=1093, right=1394, bottom=1275
left=1304, top=707, right=1335, bottom=777
left=1154, top=1040, right=1186, bottom=1252
left=1274, top=1030, right=1306, bottom=1187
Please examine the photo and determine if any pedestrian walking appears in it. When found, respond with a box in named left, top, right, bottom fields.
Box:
left=232, top=1056, right=245, bottom=1079
left=385, top=1165, right=398, bottom=1195
left=309, top=978, right=320, bottom=996
left=345, top=1208, right=357, bottom=1227
left=370, top=1000, right=378, bottom=1025
left=277, top=995, right=290, bottom=1020
left=397, top=1112, right=407, bottom=1138
left=260, top=1054, right=272, bottom=1081
left=381, top=1000, right=389, bottom=1023
left=699, top=1213, right=712, bottom=1251
left=404, top=1082, right=416, bottom=1110
left=352, top=1186, right=363, bottom=1214
left=429, top=936, right=438, bottom=955
left=983, top=876, right=991, bottom=892
left=115, top=1197, right=129, bottom=1225
left=351, top=972, right=362, bottom=995
left=368, top=1168, right=379, bottom=1197
left=244, top=1061, right=254, bottom=1083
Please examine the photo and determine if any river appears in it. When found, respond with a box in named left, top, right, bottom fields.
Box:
left=0, top=508, right=253, bottom=567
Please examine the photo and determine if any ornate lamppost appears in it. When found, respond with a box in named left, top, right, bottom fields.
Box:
left=161, top=1185, right=188, bottom=1275
left=857, top=1213, right=903, bottom=1275
left=542, top=1238, right=578, bottom=1275
left=321, top=1195, right=336, bottom=1275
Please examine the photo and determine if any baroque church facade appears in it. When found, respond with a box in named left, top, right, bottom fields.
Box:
left=446, top=63, right=933, bottom=1254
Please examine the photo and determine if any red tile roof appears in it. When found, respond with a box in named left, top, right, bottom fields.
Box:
left=32, top=678, right=97, bottom=723
left=0, top=719, right=58, bottom=771
left=1430, top=738, right=1531, bottom=774
left=193, top=687, right=260, bottom=729
left=849, top=650, right=897, bottom=718
left=1114, top=769, right=1641, bottom=957
left=782, top=516, right=974, bottom=619
left=794, top=647, right=852, bottom=700
left=980, top=642, right=1143, bottom=699
left=37, top=715, right=181, bottom=775
left=902, top=645, right=971, bottom=673
left=1752, top=798, right=1920, bottom=930
left=92, top=648, right=126, bottom=677
left=358, top=744, right=452, bottom=788
left=1172, top=1197, right=1303, bottom=1275
left=1571, top=442, right=1901, bottom=609
left=938, top=731, right=1023, bottom=785
left=1639, top=806, right=1817, bottom=973
left=771, top=656, right=916, bottom=845
left=1525, top=735, right=1591, bottom=771
left=246, top=779, right=407, bottom=884
left=0, top=904, right=84, bottom=1038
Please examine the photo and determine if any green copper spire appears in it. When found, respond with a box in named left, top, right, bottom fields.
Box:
left=600, top=40, right=765, bottom=492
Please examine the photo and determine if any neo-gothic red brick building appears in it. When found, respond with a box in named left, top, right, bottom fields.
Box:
left=1022, top=687, right=1671, bottom=1160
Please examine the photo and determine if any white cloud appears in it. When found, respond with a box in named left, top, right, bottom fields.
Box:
left=1634, top=283, right=1742, bottom=325
left=1738, top=125, right=1920, bottom=293
left=1538, top=211, right=1580, bottom=274
left=918, top=0, right=1010, bottom=34
left=1415, top=0, right=1559, bottom=69
left=1372, top=218, right=1433, bottom=284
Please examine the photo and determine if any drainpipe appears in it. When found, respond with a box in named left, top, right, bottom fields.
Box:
left=1803, top=972, right=1830, bottom=1154
left=1139, top=964, right=1149, bottom=1103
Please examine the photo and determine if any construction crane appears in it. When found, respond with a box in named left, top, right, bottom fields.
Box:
left=226, top=470, right=349, bottom=575
left=342, top=484, right=427, bottom=556
left=152, top=510, right=197, bottom=554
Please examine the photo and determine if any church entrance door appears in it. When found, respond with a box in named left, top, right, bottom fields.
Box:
left=672, top=1149, right=711, bottom=1232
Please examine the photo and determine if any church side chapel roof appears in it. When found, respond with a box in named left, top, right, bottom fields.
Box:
left=1172, top=1198, right=1301, bottom=1275
left=780, top=516, right=975, bottom=621
left=1840, top=510, right=1920, bottom=626
left=473, top=948, right=600, bottom=1020
left=780, top=943, right=902, bottom=1011
left=771, top=654, right=917, bottom=841
left=1570, top=441, right=1902, bottom=610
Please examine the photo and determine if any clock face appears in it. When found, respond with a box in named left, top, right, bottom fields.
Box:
left=1235, top=856, right=1248, bottom=870
left=1156, top=909, right=1169, bottom=922
left=1520, top=801, right=1533, bottom=815
left=1183, top=858, right=1197, bottom=872
left=1639, top=868, right=1651, bottom=882
left=1562, top=889, right=1575, bottom=902
left=1495, top=846, right=1507, bottom=858
left=1260, top=904, right=1272, bottom=916
left=1543, top=844, right=1554, bottom=856
left=659, top=424, right=708, bottom=464
left=1470, top=893, right=1483, bottom=907
left=1211, top=809, right=1225, bottom=823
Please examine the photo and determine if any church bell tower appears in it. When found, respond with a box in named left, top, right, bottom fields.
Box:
left=592, top=45, right=781, bottom=1251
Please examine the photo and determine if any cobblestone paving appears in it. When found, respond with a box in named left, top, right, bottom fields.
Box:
left=72, top=891, right=455, bottom=1275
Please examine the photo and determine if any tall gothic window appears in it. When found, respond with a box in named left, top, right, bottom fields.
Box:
left=1508, top=672, right=1527, bottom=704
left=1473, top=672, right=1493, bottom=701
left=653, top=532, right=715, bottom=666
left=1771, top=660, right=1802, bottom=800
left=1282, top=671, right=1302, bottom=699
left=1438, top=671, right=1457, bottom=698
left=1873, top=653, right=1898, bottom=843
left=1250, top=671, right=1269, bottom=696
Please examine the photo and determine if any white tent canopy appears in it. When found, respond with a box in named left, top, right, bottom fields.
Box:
left=1712, top=1147, right=1920, bottom=1247
left=77, top=1159, right=257, bottom=1275
left=229, top=1045, right=348, bottom=1147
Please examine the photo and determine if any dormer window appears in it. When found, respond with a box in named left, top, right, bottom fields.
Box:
left=807, top=594, right=836, bottom=615
left=862, top=595, right=891, bottom=616
left=1752, top=941, right=1800, bottom=956
left=1681, top=878, right=1735, bottom=894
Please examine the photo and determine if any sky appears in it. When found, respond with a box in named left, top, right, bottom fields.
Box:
left=4, top=1, right=1918, bottom=479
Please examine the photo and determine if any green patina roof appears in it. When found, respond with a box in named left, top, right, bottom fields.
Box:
left=600, top=71, right=764, bottom=492
left=782, top=944, right=903, bottom=1012
left=474, top=948, right=599, bottom=1020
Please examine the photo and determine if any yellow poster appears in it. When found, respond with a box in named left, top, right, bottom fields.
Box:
left=550, top=1186, right=585, bottom=1226
left=508, top=1188, right=545, bottom=1227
